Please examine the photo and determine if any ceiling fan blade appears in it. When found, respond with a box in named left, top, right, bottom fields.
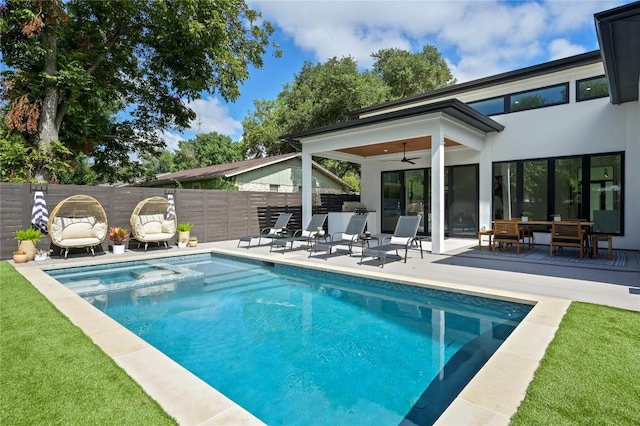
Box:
left=403, top=159, right=416, bottom=165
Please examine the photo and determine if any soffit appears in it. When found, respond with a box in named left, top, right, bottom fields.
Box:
left=595, top=2, right=640, bottom=104
left=337, top=136, right=460, bottom=158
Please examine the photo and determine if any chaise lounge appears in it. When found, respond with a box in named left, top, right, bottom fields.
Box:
left=360, top=215, right=421, bottom=268
left=270, top=213, right=328, bottom=253
left=238, top=212, right=293, bottom=248
left=310, top=214, right=368, bottom=260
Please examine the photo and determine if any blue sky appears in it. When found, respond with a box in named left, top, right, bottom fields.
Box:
left=159, top=0, right=633, bottom=150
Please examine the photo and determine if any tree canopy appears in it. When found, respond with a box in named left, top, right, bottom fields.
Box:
left=0, top=0, right=278, bottom=183
left=241, top=46, right=455, bottom=191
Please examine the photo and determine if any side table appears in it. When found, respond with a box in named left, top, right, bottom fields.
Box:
left=478, top=229, right=493, bottom=250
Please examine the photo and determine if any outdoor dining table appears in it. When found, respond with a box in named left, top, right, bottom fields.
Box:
left=518, top=220, right=596, bottom=257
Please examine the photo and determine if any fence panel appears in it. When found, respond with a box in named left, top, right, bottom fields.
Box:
left=0, top=183, right=355, bottom=260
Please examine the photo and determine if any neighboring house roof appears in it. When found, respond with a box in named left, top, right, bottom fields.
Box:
left=595, top=1, right=640, bottom=105
left=152, top=153, right=350, bottom=189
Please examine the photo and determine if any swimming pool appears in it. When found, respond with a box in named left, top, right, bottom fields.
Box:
left=49, top=253, right=532, bottom=425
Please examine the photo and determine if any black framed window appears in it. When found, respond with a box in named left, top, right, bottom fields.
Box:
left=576, top=75, right=609, bottom=102
left=468, top=96, right=505, bottom=116
left=509, top=83, right=569, bottom=112
left=492, top=152, right=624, bottom=235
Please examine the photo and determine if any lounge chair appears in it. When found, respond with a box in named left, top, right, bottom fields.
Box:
left=311, top=214, right=368, bottom=260
left=270, top=213, right=328, bottom=253
left=129, top=196, right=177, bottom=251
left=237, top=212, right=293, bottom=248
left=360, top=215, right=421, bottom=268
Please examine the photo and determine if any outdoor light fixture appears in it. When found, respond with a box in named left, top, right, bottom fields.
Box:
left=604, top=168, right=609, bottom=178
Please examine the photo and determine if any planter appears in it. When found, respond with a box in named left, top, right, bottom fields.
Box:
left=13, top=252, right=28, bottom=263
left=521, top=216, right=529, bottom=223
left=18, top=240, right=36, bottom=261
left=112, top=244, right=126, bottom=255
left=188, top=240, right=198, bottom=247
left=178, top=241, right=187, bottom=248
left=554, top=215, right=562, bottom=222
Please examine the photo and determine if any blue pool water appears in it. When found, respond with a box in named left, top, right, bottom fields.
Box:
left=49, top=254, right=532, bottom=425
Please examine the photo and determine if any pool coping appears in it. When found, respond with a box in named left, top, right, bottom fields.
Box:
left=13, top=247, right=570, bottom=425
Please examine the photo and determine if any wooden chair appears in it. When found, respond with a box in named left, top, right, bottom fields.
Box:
left=493, top=220, right=525, bottom=254
left=511, top=218, right=534, bottom=249
left=550, top=221, right=587, bottom=259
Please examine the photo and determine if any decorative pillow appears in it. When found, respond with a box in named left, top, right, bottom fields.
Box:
left=268, top=228, right=278, bottom=235
left=92, top=222, right=107, bottom=240
left=341, top=233, right=355, bottom=241
left=162, top=220, right=176, bottom=234
left=51, top=217, right=64, bottom=242
left=139, top=214, right=164, bottom=225
left=135, top=221, right=146, bottom=238
left=143, top=221, right=163, bottom=234
left=301, top=229, right=313, bottom=238
left=390, top=236, right=410, bottom=245
left=63, top=221, right=95, bottom=240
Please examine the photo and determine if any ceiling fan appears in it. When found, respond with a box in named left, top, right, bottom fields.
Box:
left=383, top=142, right=421, bottom=165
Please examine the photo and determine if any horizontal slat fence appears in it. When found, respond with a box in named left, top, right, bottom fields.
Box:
left=0, top=183, right=359, bottom=260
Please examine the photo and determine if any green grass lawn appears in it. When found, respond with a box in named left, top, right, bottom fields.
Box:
left=2, top=261, right=638, bottom=425
left=511, top=302, right=640, bottom=425
left=0, top=261, right=176, bottom=425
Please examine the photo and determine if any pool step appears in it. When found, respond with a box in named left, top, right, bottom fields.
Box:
left=203, top=269, right=281, bottom=293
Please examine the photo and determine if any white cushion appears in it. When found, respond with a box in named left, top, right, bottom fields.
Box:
left=390, top=236, right=410, bottom=245
left=92, top=222, right=107, bottom=240
left=162, top=220, right=176, bottom=234
left=62, top=221, right=95, bottom=240
left=340, top=233, right=356, bottom=241
left=301, top=229, right=314, bottom=238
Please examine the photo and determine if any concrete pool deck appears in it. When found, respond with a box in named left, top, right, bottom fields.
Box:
left=11, top=239, right=640, bottom=425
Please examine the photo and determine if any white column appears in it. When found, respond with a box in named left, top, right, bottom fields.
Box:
left=301, top=150, right=312, bottom=226
left=431, top=125, right=445, bottom=254
left=478, top=136, right=493, bottom=231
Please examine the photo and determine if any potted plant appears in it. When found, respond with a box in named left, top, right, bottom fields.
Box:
left=14, top=227, right=42, bottom=261
left=177, top=223, right=193, bottom=244
left=316, top=226, right=325, bottom=237
left=109, top=227, right=129, bottom=254
left=12, top=250, right=28, bottom=263
left=177, top=239, right=187, bottom=248
left=551, top=213, right=562, bottom=221
left=188, top=236, right=198, bottom=247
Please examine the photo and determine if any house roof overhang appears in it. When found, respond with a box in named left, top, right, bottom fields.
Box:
left=595, top=1, right=640, bottom=105
left=284, top=99, right=503, bottom=161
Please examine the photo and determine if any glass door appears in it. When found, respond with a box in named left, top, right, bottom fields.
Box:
left=447, top=164, right=479, bottom=237
left=381, top=172, right=403, bottom=233
left=405, top=170, right=426, bottom=234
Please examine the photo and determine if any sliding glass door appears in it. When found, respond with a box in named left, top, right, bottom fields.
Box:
left=381, top=165, right=478, bottom=237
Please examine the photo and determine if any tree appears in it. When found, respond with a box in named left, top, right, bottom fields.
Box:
left=1, top=0, right=278, bottom=182
left=241, top=98, right=291, bottom=159
left=372, top=45, right=456, bottom=99
left=173, top=132, right=243, bottom=170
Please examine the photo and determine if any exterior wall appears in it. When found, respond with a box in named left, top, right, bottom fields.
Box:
left=358, top=61, right=640, bottom=250
left=234, top=158, right=346, bottom=193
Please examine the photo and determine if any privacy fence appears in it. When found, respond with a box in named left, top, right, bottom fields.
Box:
left=0, top=183, right=358, bottom=260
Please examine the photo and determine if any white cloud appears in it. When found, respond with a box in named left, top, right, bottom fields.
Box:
left=158, top=130, right=184, bottom=153
left=252, top=0, right=629, bottom=83
left=187, top=97, right=242, bottom=137
left=548, top=38, right=587, bottom=60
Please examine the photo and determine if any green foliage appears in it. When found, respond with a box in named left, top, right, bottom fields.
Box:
left=14, top=228, right=42, bottom=242
left=0, top=262, right=176, bottom=425
left=0, top=0, right=278, bottom=183
left=173, top=132, right=243, bottom=170
left=177, top=223, right=194, bottom=232
left=372, top=45, right=456, bottom=98
left=241, top=46, right=453, bottom=185
left=0, top=124, right=73, bottom=182
left=58, top=153, right=98, bottom=185
left=512, top=302, right=640, bottom=425
left=203, top=176, right=238, bottom=191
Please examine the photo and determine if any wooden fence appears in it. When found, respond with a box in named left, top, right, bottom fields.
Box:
left=0, top=183, right=359, bottom=260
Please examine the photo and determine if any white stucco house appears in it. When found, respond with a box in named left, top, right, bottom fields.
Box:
left=287, top=1, right=640, bottom=254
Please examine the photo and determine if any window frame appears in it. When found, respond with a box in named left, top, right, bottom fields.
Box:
left=576, top=75, right=609, bottom=102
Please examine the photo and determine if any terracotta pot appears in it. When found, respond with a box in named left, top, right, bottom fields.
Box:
left=188, top=240, right=198, bottom=247
left=18, top=240, right=36, bottom=261
left=13, top=253, right=28, bottom=263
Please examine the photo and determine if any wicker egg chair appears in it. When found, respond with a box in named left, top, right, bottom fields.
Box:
left=129, top=196, right=177, bottom=251
left=48, top=195, right=108, bottom=258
